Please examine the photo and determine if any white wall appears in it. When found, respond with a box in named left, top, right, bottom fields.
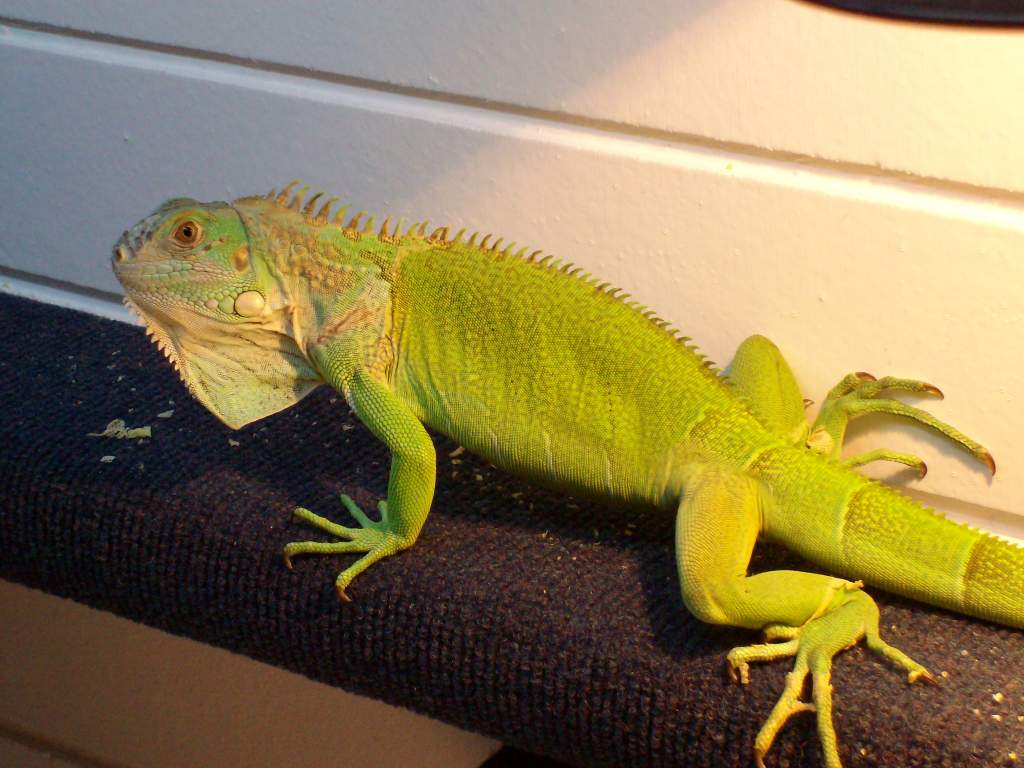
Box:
left=1, top=2, right=1022, bottom=532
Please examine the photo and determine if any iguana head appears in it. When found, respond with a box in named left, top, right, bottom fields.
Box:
left=112, top=197, right=320, bottom=429
left=113, top=197, right=264, bottom=318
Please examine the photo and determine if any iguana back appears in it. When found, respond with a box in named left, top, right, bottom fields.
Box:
left=389, top=240, right=768, bottom=508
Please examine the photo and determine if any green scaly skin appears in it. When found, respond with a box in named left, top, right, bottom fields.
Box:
left=112, top=182, right=1022, bottom=768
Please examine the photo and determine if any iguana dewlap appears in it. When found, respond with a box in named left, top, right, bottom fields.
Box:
left=112, top=182, right=1022, bottom=768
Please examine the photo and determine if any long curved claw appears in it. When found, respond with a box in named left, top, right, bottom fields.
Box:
left=912, top=668, right=939, bottom=686
left=979, top=450, right=997, bottom=475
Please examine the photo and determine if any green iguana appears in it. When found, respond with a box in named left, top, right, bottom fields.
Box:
left=112, top=182, right=1022, bottom=768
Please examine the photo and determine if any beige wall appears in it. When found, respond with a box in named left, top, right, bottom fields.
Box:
left=0, top=6, right=1020, bottom=525
left=0, top=581, right=499, bottom=768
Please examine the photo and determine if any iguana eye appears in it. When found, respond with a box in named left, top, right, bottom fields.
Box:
left=172, top=220, right=202, bottom=246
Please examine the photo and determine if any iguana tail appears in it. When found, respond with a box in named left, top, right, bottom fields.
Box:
left=754, top=445, right=1024, bottom=629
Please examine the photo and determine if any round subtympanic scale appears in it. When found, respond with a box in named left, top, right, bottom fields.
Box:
left=234, top=291, right=266, bottom=317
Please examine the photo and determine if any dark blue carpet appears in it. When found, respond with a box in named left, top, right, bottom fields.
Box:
left=1, top=293, right=1020, bottom=767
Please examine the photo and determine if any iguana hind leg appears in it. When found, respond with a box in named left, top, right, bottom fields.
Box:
left=675, top=464, right=932, bottom=768
left=725, top=335, right=809, bottom=446
left=726, top=335, right=994, bottom=475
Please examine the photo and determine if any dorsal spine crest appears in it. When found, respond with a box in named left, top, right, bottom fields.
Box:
left=257, top=181, right=726, bottom=380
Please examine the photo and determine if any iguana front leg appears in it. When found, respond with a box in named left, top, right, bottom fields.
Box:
left=726, top=335, right=994, bottom=475
left=284, top=367, right=436, bottom=600
left=675, top=463, right=932, bottom=768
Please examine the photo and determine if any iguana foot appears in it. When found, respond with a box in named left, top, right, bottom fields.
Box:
left=728, top=588, right=932, bottom=768
left=283, top=495, right=407, bottom=600
left=809, top=373, right=995, bottom=474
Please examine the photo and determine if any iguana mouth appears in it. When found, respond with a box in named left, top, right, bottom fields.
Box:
left=113, top=234, right=197, bottom=290
left=115, top=228, right=182, bottom=378
left=115, top=259, right=196, bottom=290
left=111, top=227, right=150, bottom=270
left=112, top=233, right=133, bottom=266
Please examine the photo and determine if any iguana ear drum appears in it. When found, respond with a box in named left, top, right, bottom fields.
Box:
left=232, top=245, right=250, bottom=271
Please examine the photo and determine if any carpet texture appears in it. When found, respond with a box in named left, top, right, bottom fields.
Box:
left=0, top=292, right=1021, bottom=767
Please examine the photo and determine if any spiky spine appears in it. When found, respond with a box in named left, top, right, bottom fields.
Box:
left=248, top=182, right=726, bottom=376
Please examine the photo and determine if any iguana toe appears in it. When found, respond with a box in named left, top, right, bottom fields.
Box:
left=284, top=498, right=410, bottom=599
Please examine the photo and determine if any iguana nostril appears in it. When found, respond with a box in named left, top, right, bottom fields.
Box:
left=113, top=244, right=128, bottom=263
